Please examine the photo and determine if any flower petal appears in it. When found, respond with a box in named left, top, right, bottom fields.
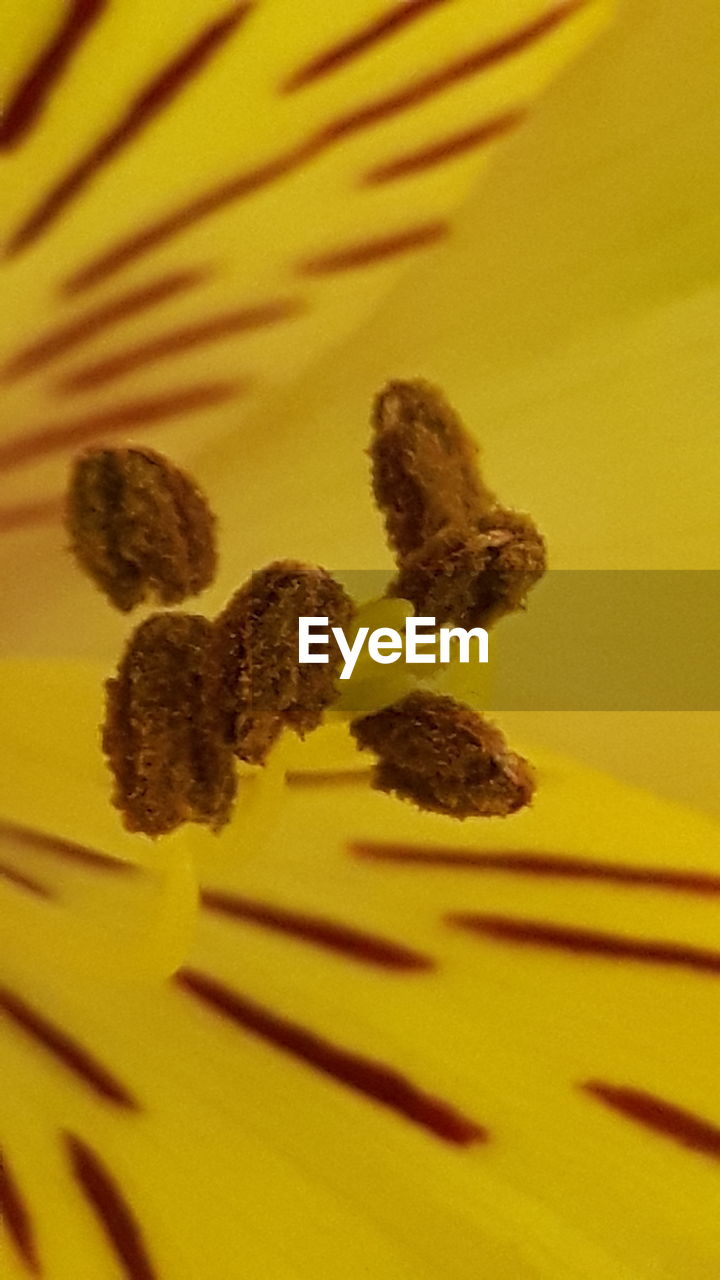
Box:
left=1, top=659, right=719, bottom=1277
left=0, top=1, right=613, bottom=641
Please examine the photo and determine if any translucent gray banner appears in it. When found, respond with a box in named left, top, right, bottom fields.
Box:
left=331, top=570, right=720, bottom=711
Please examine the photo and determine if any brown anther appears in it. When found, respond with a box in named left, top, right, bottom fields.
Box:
left=371, top=379, right=493, bottom=558
left=210, top=561, right=355, bottom=765
left=66, top=446, right=217, bottom=611
left=103, top=613, right=236, bottom=836
left=391, top=509, right=546, bottom=629
left=351, top=690, right=535, bottom=818
left=370, top=379, right=545, bottom=627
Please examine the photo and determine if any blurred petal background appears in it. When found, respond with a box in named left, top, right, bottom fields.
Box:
left=1, top=0, right=717, bottom=811
left=1, top=5, right=720, bottom=1277
left=2, top=662, right=720, bottom=1280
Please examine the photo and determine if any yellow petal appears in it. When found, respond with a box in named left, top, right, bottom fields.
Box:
left=1, top=658, right=720, bottom=1278
left=0, top=0, right=614, bottom=479
left=184, top=0, right=716, bottom=815
left=0, top=1, right=612, bottom=631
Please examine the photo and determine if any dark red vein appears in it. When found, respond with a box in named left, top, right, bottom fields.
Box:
left=349, top=841, right=720, bottom=895
left=582, top=1082, right=720, bottom=1161
left=57, top=296, right=305, bottom=391
left=0, top=1148, right=41, bottom=1274
left=0, top=495, right=63, bottom=535
left=0, top=820, right=138, bottom=873
left=0, top=0, right=107, bottom=150
left=201, top=890, right=434, bottom=970
left=448, top=914, right=720, bottom=977
left=7, top=3, right=254, bottom=254
left=0, top=380, right=244, bottom=474
left=64, top=1134, right=157, bottom=1280
left=0, top=857, right=53, bottom=898
left=178, top=969, right=485, bottom=1145
left=319, top=0, right=587, bottom=148
left=282, top=0, right=451, bottom=91
left=62, top=0, right=587, bottom=293
left=362, top=108, right=526, bottom=183
left=62, top=140, right=322, bottom=293
left=298, top=221, right=448, bottom=274
left=0, top=986, right=138, bottom=1108
left=2, top=268, right=208, bottom=380
left=285, top=768, right=373, bottom=787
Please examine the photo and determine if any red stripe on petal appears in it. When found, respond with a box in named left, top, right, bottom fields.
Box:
left=282, top=0, right=451, bottom=92
left=0, top=496, right=63, bottom=534
left=57, top=297, right=304, bottom=392
left=449, top=913, right=720, bottom=976
left=0, top=0, right=107, bottom=150
left=362, top=108, right=526, bottom=183
left=351, top=841, right=720, bottom=895
left=0, top=858, right=53, bottom=898
left=286, top=768, right=373, bottom=787
left=6, top=4, right=254, bottom=253
left=2, top=268, right=209, bottom=380
left=0, top=1149, right=41, bottom=1273
left=201, top=890, right=435, bottom=970
left=65, top=1134, right=157, bottom=1280
left=179, top=969, right=486, bottom=1145
left=582, top=1082, right=720, bottom=1161
left=0, top=381, right=245, bottom=472
left=0, top=986, right=138, bottom=1108
left=298, top=221, right=449, bottom=274
left=0, top=820, right=139, bottom=873
left=61, top=1, right=586, bottom=292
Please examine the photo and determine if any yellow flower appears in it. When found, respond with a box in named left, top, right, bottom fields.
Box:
left=1, top=0, right=613, bottom=635
left=2, top=663, right=720, bottom=1278
left=1, top=2, right=719, bottom=1278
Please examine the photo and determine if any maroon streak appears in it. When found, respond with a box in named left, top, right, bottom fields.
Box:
left=582, top=1082, right=720, bottom=1162
left=0, top=0, right=107, bottom=150
left=2, top=268, right=208, bottom=380
left=7, top=4, right=254, bottom=254
left=448, top=914, right=720, bottom=977
left=298, top=221, right=448, bottom=274
left=0, top=858, right=53, bottom=898
left=282, top=0, right=451, bottom=91
left=178, top=969, right=486, bottom=1145
left=62, top=1, right=586, bottom=293
left=62, top=140, right=321, bottom=293
left=350, top=841, right=720, bottom=895
left=201, top=890, right=435, bottom=970
left=362, top=108, right=526, bottom=183
left=285, top=768, right=373, bottom=787
left=0, top=819, right=137, bottom=873
left=65, top=1134, right=157, bottom=1280
left=318, top=0, right=587, bottom=147
left=57, top=297, right=304, bottom=391
left=0, top=496, right=63, bottom=534
left=0, top=1149, right=40, bottom=1274
left=0, top=381, right=242, bottom=474
left=0, top=986, right=138, bottom=1108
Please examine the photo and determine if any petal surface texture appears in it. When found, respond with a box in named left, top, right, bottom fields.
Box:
left=1, top=660, right=720, bottom=1278
left=0, top=0, right=611, bottom=525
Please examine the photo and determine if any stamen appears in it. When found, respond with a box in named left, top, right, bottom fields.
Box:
left=67, top=375, right=545, bottom=871
left=371, top=378, right=492, bottom=557
left=103, top=613, right=236, bottom=836
left=211, top=561, right=355, bottom=763
left=370, top=379, right=546, bottom=626
left=391, top=512, right=546, bottom=629
left=66, top=445, right=217, bottom=611
left=351, top=690, right=535, bottom=818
